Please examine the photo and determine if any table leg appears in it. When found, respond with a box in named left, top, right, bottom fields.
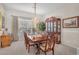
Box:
left=35, top=43, right=40, bottom=55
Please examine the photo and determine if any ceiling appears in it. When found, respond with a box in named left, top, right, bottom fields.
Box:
left=3, top=3, right=79, bottom=15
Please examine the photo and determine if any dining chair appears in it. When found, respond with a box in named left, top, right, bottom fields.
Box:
left=39, top=35, right=55, bottom=55
left=54, top=33, right=59, bottom=43
left=24, top=32, right=35, bottom=53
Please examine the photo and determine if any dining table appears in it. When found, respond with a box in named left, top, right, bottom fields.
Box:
left=27, top=34, right=48, bottom=54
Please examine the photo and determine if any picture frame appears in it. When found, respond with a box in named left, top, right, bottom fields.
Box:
left=63, top=16, right=79, bottom=28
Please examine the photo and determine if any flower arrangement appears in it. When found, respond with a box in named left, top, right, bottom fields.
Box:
left=37, top=22, right=46, bottom=31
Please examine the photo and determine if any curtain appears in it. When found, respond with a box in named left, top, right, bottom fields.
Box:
left=0, top=13, right=2, bottom=31
left=12, top=16, right=19, bottom=41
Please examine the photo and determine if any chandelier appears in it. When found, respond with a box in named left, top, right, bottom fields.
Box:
left=32, top=3, right=40, bottom=29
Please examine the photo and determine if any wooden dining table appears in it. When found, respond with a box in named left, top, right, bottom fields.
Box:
left=27, top=34, right=48, bottom=54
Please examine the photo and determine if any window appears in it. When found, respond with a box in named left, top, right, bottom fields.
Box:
left=0, top=12, right=5, bottom=31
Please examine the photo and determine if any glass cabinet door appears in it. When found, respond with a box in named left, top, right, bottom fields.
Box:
left=47, top=22, right=51, bottom=32
left=46, top=22, right=48, bottom=31
left=58, top=20, right=61, bottom=32
left=50, top=22, right=53, bottom=32
left=54, top=21, right=56, bottom=32
left=58, top=25, right=60, bottom=32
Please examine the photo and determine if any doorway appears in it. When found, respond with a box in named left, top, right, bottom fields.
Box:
left=18, top=17, right=32, bottom=41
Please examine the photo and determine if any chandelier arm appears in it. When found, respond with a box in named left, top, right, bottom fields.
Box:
left=34, top=3, right=36, bottom=17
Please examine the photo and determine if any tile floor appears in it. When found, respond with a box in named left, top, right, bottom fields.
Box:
left=0, top=40, right=77, bottom=55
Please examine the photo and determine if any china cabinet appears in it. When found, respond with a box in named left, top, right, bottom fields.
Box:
left=45, top=16, right=61, bottom=44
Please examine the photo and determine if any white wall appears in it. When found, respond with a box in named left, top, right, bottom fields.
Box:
left=0, top=4, right=5, bottom=16
left=62, top=6, right=79, bottom=48
left=45, top=6, right=79, bottom=48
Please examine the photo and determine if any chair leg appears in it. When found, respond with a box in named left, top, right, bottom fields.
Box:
left=52, top=49, right=54, bottom=55
left=28, top=48, right=30, bottom=53
left=26, top=47, right=27, bottom=50
left=35, top=44, right=40, bottom=55
left=26, top=45, right=27, bottom=50
left=28, top=45, right=30, bottom=53
left=44, top=52, right=47, bottom=55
